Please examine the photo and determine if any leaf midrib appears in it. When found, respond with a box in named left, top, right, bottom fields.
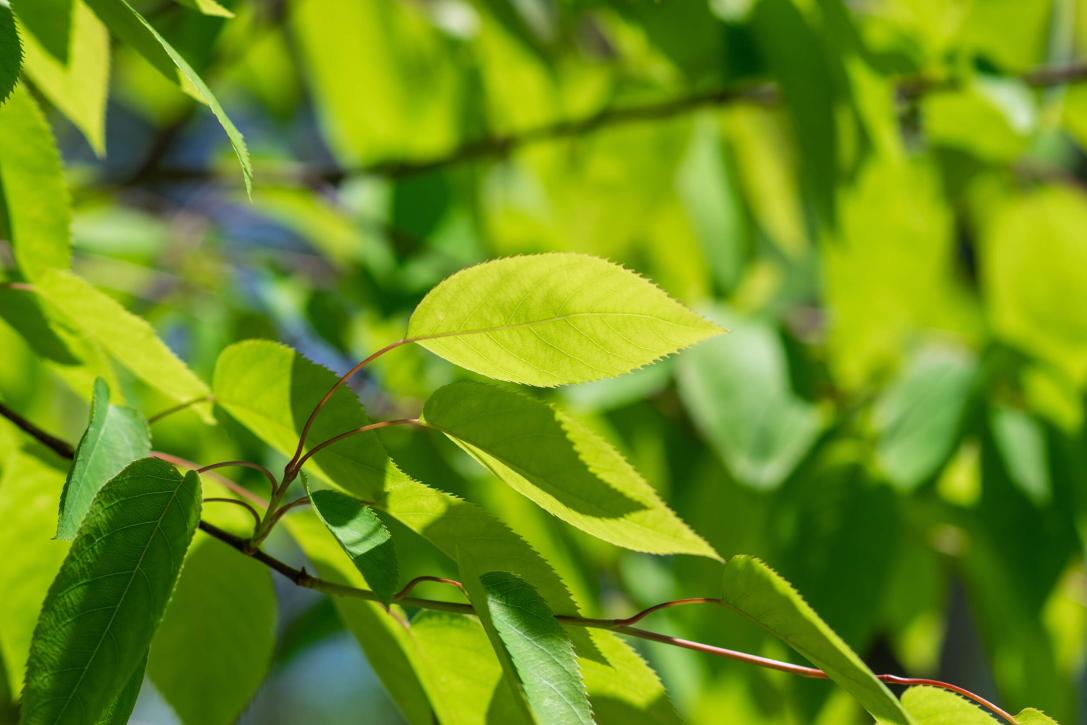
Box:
left=411, top=310, right=712, bottom=343
left=49, top=482, right=185, bottom=725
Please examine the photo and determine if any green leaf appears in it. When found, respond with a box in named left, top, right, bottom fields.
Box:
left=423, top=381, right=718, bottom=558
left=677, top=313, right=824, bottom=490
left=0, top=83, right=71, bottom=281
left=0, top=445, right=69, bottom=699
left=873, top=348, right=976, bottom=491
left=900, top=686, right=995, bottom=723
left=381, top=464, right=579, bottom=614
left=282, top=511, right=433, bottom=725
left=14, top=0, right=110, bottom=154
left=309, top=488, right=399, bottom=604
left=22, top=459, right=201, bottom=725
left=989, top=405, right=1050, bottom=505
left=173, top=0, right=234, bottom=17
left=56, top=378, right=152, bottom=540
left=0, top=4, right=20, bottom=105
left=35, top=270, right=212, bottom=415
left=406, top=253, right=723, bottom=387
left=407, top=611, right=525, bottom=725
left=83, top=0, right=252, bottom=193
left=211, top=339, right=387, bottom=498
left=466, top=567, right=593, bottom=725
left=1016, top=709, right=1061, bottom=725
left=98, top=653, right=146, bottom=725
left=580, top=628, right=679, bottom=725
left=721, top=556, right=913, bottom=725
left=982, top=186, right=1087, bottom=385
left=149, top=537, right=277, bottom=725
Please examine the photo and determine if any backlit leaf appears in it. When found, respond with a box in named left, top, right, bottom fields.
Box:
left=211, top=339, right=387, bottom=499
left=901, top=686, right=994, bottom=723
left=22, top=459, right=200, bottom=725
left=0, top=83, right=71, bottom=281
left=149, top=537, right=277, bottom=725
left=722, top=556, right=913, bottom=724
left=56, top=378, right=151, bottom=540
left=423, top=381, right=718, bottom=558
left=407, top=254, right=723, bottom=387
left=1016, top=709, right=1060, bottom=725
left=173, top=0, right=233, bottom=17
left=35, top=270, right=212, bottom=415
left=310, top=488, right=399, bottom=604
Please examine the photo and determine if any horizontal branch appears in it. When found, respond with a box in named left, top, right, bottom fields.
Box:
left=2, top=399, right=1018, bottom=723
left=121, top=61, right=1087, bottom=188
left=196, top=520, right=1018, bottom=724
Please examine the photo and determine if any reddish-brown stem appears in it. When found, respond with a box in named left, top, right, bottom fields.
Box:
left=393, top=575, right=470, bottom=602
left=195, top=460, right=279, bottom=494
left=203, top=497, right=262, bottom=528
left=261, top=495, right=311, bottom=531
left=286, top=339, right=413, bottom=475
left=293, top=418, right=422, bottom=471
left=147, top=395, right=213, bottom=424
left=152, top=451, right=268, bottom=507
left=876, top=676, right=1016, bottom=724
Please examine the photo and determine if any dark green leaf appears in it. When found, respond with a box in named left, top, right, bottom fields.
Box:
left=56, top=378, right=151, bottom=540
left=21, top=459, right=201, bottom=725
left=98, top=652, right=146, bottom=725
left=0, top=4, right=21, bottom=105
left=310, top=488, right=399, bottom=604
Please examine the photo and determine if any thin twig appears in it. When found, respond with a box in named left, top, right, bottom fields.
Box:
left=123, top=60, right=1087, bottom=187
left=294, top=418, right=422, bottom=470
left=195, top=460, right=279, bottom=494
left=0, top=401, right=76, bottom=459
left=152, top=451, right=268, bottom=507
left=285, top=339, right=413, bottom=479
left=393, top=575, right=469, bottom=602
left=195, top=521, right=1017, bottom=724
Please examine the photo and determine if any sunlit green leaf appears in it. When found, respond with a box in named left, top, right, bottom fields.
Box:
left=0, top=83, right=70, bottom=281
left=149, top=537, right=277, bottom=725
left=22, top=459, right=200, bottom=725
left=14, top=0, right=110, bottom=154
left=309, top=488, right=398, bottom=604
left=424, top=381, right=719, bottom=558
left=211, top=339, right=387, bottom=498
left=56, top=378, right=151, bottom=540
left=35, top=270, right=212, bottom=414
left=173, top=0, right=233, bottom=17
left=722, top=556, right=913, bottom=724
left=407, top=254, right=723, bottom=387
left=900, top=686, right=994, bottom=723
left=1016, top=708, right=1061, bottom=725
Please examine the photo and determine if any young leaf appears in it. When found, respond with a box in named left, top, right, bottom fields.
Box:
left=900, top=686, right=995, bottom=723
left=406, top=254, right=723, bottom=387
left=173, top=0, right=233, bottom=17
left=82, top=0, right=252, bottom=193
left=309, top=488, right=398, bottom=604
left=677, top=313, right=824, bottom=490
left=0, top=4, right=20, bottom=105
left=56, top=378, right=151, bottom=540
left=407, top=611, right=525, bottom=725
left=21, top=459, right=201, bottom=725
left=149, top=538, right=277, bottom=725
left=34, top=269, right=212, bottom=416
left=721, top=556, right=913, bottom=725
left=464, top=567, right=593, bottom=725
left=423, top=381, right=719, bottom=558
left=0, top=83, right=71, bottom=281
left=14, top=0, right=109, bottom=154
left=211, top=340, right=387, bottom=498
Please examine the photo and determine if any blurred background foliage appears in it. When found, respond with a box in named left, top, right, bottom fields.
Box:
left=2, top=0, right=1087, bottom=722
